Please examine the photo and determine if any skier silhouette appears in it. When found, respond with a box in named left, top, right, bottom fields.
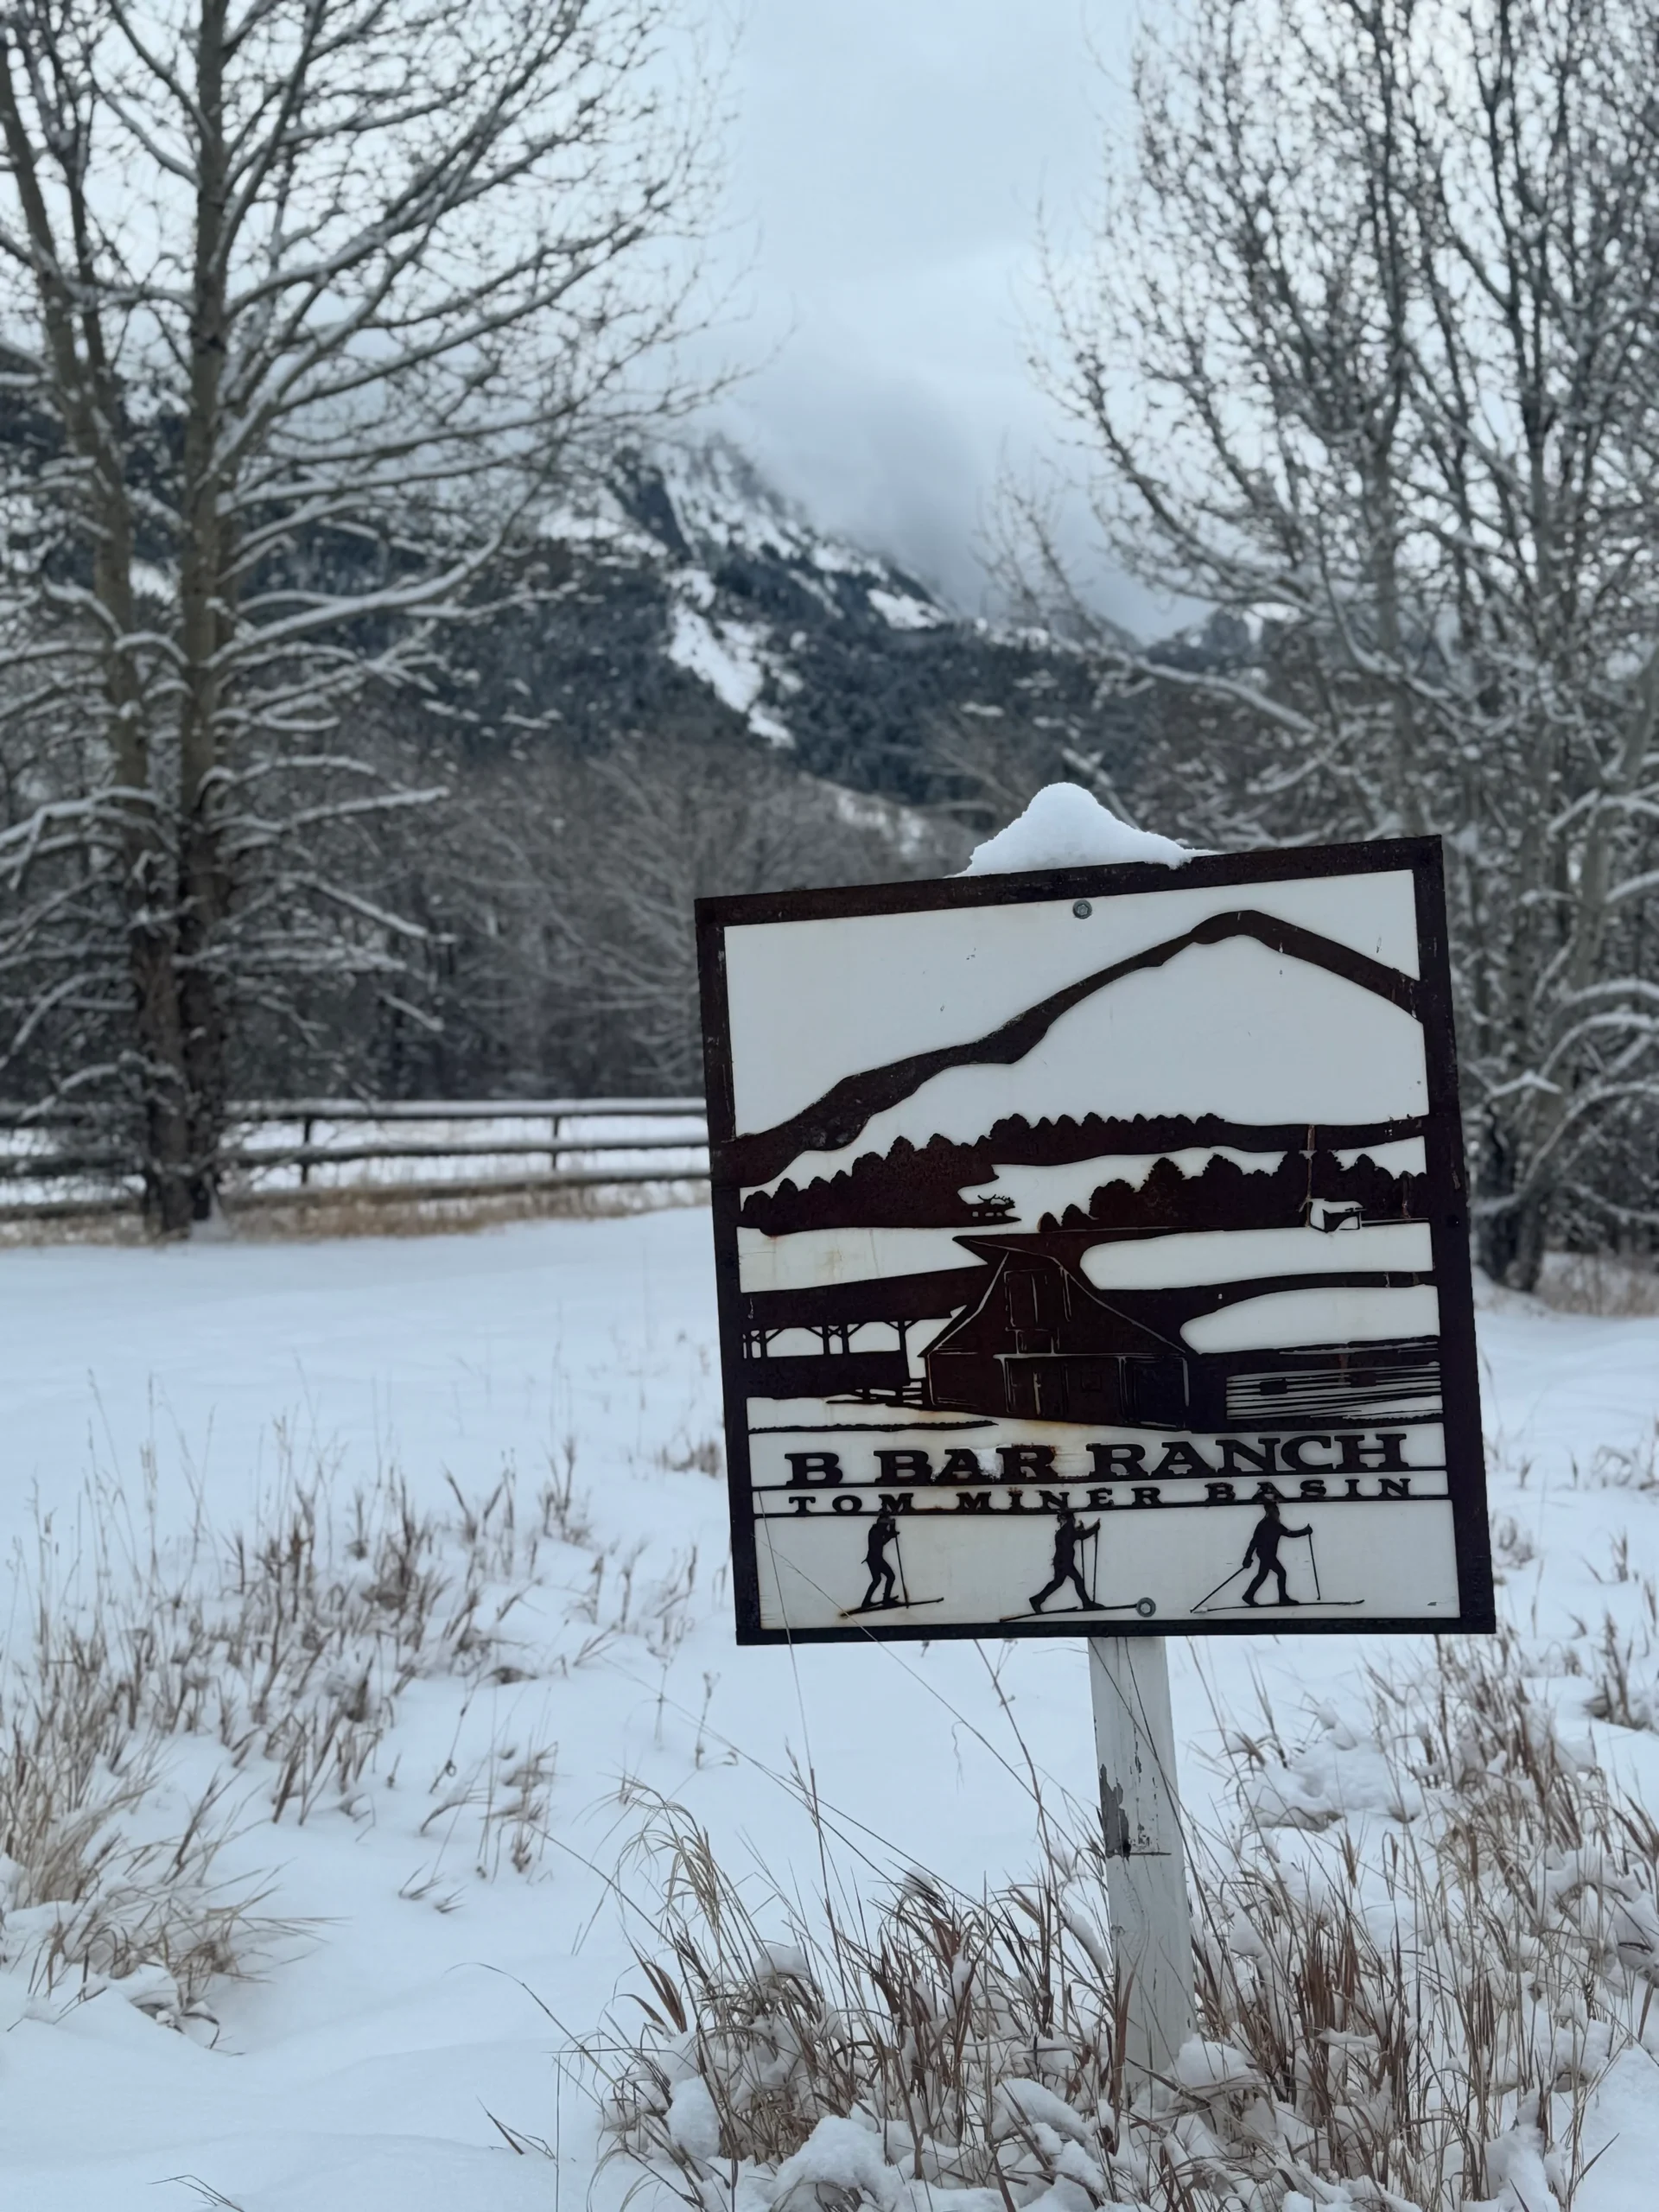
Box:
left=1029, top=1503, right=1101, bottom=1613
left=1241, top=1497, right=1311, bottom=1607
left=861, top=1510, right=901, bottom=1610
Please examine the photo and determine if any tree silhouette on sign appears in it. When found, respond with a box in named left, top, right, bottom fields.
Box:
left=740, top=1121, right=1426, bottom=1236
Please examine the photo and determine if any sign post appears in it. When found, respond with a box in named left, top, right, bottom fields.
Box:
left=696, top=836, right=1493, bottom=2094
left=1090, top=1635, right=1193, bottom=2083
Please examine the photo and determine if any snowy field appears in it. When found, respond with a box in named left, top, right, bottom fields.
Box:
left=1, top=1206, right=1657, bottom=2209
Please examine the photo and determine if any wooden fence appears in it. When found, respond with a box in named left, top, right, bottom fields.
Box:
left=0, top=1098, right=710, bottom=1222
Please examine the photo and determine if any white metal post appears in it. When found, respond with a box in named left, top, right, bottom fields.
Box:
left=1088, top=1636, right=1194, bottom=2090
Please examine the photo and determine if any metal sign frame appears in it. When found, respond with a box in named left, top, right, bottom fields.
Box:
left=696, top=836, right=1494, bottom=1646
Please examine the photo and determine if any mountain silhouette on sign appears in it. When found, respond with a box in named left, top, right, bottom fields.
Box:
left=722, top=909, right=1422, bottom=1189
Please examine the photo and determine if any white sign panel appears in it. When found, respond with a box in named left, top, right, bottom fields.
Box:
left=696, top=840, right=1493, bottom=1643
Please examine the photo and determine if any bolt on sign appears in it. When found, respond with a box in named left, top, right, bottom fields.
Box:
left=696, top=837, right=1494, bottom=1645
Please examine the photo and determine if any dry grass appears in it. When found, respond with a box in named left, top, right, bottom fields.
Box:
left=221, top=1176, right=709, bottom=1243
left=1202, top=1627, right=1658, bottom=2205
left=0, top=1443, right=628, bottom=2014
left=1537, top=1249, right=1659, bottom=1317
left=0, top=1176, right=708, bottom=1248
left=0, top=1207, right=151, bottom=1248
left=601, top=1626, right=1659, bottom=2212
left=1586, top=1573, right=1659, bottom=1731
left=1572, top=1421, right=1659, bottom=1493
left=602, top=1808, right=1128, bottom=2206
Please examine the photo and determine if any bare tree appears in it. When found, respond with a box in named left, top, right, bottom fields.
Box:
left=0, top=0, right=721, bottom=1227
left=423, top=732, right=959, bottom=1096
left=1030, top=0, right=1659, bottom=1283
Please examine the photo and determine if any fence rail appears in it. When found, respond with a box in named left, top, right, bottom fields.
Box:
left=0, top=1097, right=711, bottom=1222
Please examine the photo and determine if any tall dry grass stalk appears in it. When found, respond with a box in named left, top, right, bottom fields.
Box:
left=602, top=1628, right=1659, bottom=2212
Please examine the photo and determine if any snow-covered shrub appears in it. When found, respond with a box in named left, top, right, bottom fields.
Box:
left=606, top=1626, right=1659, bottom=2212
left=604, top=1802, right=1126, bottom=2206
left=1193, top=1626, right=1659, bottom=2204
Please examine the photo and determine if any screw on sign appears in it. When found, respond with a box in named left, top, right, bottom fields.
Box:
left=695, top=800, right=1493, bottom=2091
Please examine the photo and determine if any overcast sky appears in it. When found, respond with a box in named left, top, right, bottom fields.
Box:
left=702, top=1, right=1161, bottom=629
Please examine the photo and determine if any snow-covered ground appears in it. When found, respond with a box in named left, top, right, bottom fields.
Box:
left=0, top=1208, right=1656, bottom=2209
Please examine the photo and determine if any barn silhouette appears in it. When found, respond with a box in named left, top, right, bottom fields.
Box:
left=737, top=1229, right=1441, bottom=1429
left=919, top=1232, right=1440, bottom=1427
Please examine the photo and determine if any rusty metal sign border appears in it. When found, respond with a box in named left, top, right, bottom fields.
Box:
left=696, top=836, right=1494, bottom=1646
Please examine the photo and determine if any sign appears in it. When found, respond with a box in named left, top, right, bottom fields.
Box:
left=696, top=837, right=1493, bottom=1644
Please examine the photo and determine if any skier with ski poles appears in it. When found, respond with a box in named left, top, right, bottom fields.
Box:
left=1240, top=1497, right=1312, bottom=1607
left=860, top=1508, right=902, bottom=1610
left=1029, top=1501, right=1101, bottom=1613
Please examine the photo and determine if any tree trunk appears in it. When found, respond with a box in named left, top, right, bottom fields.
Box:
left=126, top=846, right=194, bottom=1235
left=172, top=0, right=233, bottom=1229
left=176, top=813, right=230, bottom=1225
left=1473, top=1117, right=1549, bottom=1290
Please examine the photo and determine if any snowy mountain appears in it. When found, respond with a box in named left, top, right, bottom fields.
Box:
left=437, top=436, right=1137, bottom=807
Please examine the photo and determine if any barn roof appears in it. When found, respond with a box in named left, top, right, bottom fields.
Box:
left=931, top=1236, right=1190, bottom=1358
left=938, top=1231, right=1435, bottom=1351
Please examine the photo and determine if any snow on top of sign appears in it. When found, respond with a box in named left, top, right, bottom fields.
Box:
left=963, top=781, right=1192, bottom=874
